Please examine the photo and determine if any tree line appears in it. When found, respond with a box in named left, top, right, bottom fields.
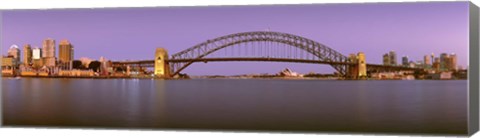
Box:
left=72, top=60, right=101, bottom=72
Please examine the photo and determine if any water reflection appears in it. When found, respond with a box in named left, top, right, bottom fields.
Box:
left=2, top=78, right=467, bottom=134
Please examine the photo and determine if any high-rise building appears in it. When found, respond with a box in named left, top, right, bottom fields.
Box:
left=99, top=56, right=110, bottom=75
left=32, top=47, right=43, bottom=68
left=32, top=59, right=43, bottom=68
left=433, top=57, right=441, bottom=71
left=23, top=44, right=32, bottom=66
left=42, top=38, right=56, bottom=67
left=32, top=47, right=42, bottom=59
left=401, top=56, right=409, bottom=67
left=440, top=53, right=449, bottom=70
left=424, top=55, right=431, bottom=65
left=389, top=51, right=397, bottom=66
left=383, top=53, right=390, bottom=66
left=7, top=45, right=21, bottom=63
left=59, top=39, right=74, bottom=64
left=423, top=55, right=431, bottom=68
left=430, top=53, right=435, bottom=65
left=2, top=56, right=18, bottom=71
left=449, top=53, right=457, bottom=71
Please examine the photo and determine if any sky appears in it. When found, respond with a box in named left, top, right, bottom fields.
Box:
left=0, top=2, right=470, bottom=75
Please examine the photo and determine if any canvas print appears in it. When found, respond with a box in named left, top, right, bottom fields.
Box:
left=1, top=1, right=477, bottom=136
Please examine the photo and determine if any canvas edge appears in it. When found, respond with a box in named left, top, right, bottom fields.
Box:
left=0, top=1, right=475, bottom=136
left=468, top=1, right=479, bottom=136
left=0, top=9, right=3, bottom=127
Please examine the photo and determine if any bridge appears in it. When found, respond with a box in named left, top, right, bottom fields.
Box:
left=112, top=31, right=424, bottom=79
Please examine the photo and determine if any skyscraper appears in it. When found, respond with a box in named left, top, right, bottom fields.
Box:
left=7, top=45, right=20, bottom=63
left=42, top=38, right=56, bottom=67
left=440, top=53, right=449, bottom=70
left=32, top=47, right=43, bottom=68
left=383, top=53, right=390, bottom=66
left=402, top=56, right=409, bottom=67
left=424, top=55, right=431, bottom=65
left=23, top=44, right=32, bottom=66
left=389, top=51, right=397, bottom=66
left=433, top=57, right=441, bottom=71
left=32, top=47, right=42, bottom=59
left=59, top=39, right=74, bottom=64
left=423, top=55, right=431, bottom=68
left=430, top=53, right=435, bottom=65
left=449, top=53, right=457, bottom=71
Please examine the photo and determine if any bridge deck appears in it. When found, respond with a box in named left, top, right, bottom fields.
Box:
left=112, top=57, right=355, bottom=65
left=111, top=57, right=423, bottom=71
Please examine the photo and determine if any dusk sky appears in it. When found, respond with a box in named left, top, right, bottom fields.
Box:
left=1, top=2, right=469, bottom=75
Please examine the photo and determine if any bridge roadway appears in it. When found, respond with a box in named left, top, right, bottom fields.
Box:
left=111, top=57, right=423, bottom=71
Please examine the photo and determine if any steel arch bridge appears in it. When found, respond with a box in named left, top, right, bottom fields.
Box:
left=168, top=31, right=350, bottom=76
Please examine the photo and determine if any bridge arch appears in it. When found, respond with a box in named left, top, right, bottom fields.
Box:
left=169, top=31, right=349, bottom=77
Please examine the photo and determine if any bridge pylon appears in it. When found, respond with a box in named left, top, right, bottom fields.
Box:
left=154, top=48, right=171, bottom=78
left=347, top=52, right=367, bottom=79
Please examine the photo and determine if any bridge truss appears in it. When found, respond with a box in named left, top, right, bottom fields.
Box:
left=169, top=31, right=350, bottom=76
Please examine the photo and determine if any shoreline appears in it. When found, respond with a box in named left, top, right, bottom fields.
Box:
left=0, top=75, right=467, bottom=80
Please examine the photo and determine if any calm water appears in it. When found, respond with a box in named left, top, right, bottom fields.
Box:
left=2, top=78, right=467, bottom=135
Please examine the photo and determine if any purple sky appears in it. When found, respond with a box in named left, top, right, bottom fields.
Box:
left=1, top=2, right=469, bottom=75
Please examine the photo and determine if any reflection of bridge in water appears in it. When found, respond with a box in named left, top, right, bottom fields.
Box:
left=112, top=31, right=424, bottom=79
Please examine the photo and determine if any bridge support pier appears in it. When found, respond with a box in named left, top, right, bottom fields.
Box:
left=347, top=52, right=367, bottom=79
left=154, top=48, right=171, bottom=78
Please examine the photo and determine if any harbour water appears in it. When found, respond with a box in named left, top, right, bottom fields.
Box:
left=2, top=78, right=467, bottom=135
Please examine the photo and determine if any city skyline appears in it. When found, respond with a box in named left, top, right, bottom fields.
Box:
left=1, top=2, right=469, bottom=75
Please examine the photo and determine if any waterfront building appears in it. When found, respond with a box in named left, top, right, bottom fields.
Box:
left=58, top=69, right=95, bottom=77
left=1, top=56, right=17, bottom=76
left=7, top=45, right=21, bottom=63
left=433, top=57, right=441, bottom=71
left=449, top=53, right=457, bottom=71
left=32, top=47, right=44, bottom=68
left=2, top=56, right=17, bottom=69
left=23, top=44, right=32, bottom=66
left=426, top=72, right=453, bottom=80
left=423, top=55, right=431, bottom=68
left=279, top=68, right=303, bottom=77
left=415, top=60, right=423, bottom=68
left=32, top=47, right=42, bottom=59
left=383, top=53, right=390, bottom=66
left=408, top=61, right=416, bottom=68
left=99, top=56, right=110, bottom=76
left=32, top=59, right=44, bottom=68
left=430, top=53, right=435, bottom=65
left=59, top=40, right=74, bottom=70
left=42, top=38, right=56, bottom=67
left=440, top=53, right=449, bottom=70
left=2, top=56, right=19, bottom=75
left=59, top=39, right=74, bottom=63
left=389, top=51, right=397, bottom=66
left=402, top=56, right=409, bottom=67
left=424, top=55, right=431, bottom=65
left=79, top=57, right=93, bottom=68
